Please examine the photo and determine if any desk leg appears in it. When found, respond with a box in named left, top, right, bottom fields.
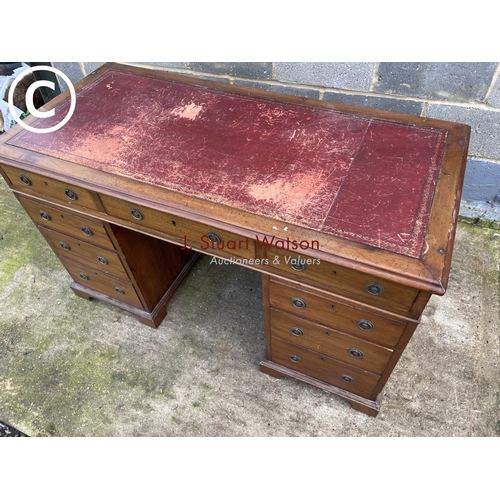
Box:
left=259, top=361, right=286, bottom=379
left=70, top=282, right=165, bottom=328
left=259, top=359, right=382, bottom=417
left=69, top=249, right=199, bottom=329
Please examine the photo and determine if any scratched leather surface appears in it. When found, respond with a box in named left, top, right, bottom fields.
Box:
left=7, top=69, right=447, bottom=258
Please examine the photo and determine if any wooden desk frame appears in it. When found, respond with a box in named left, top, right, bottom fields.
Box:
left=0, top=63, right=470, bottom=416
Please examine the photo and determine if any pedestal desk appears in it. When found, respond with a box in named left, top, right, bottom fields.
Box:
left=0, top=63, right=470, bottom=416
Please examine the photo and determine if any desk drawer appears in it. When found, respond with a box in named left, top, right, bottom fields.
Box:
left=265, top=247, right=418, bottom=314
left=270, top=337, right=380, bottom=399
left=17, top=195, right=115, bottom=250
left=270, top=309, right=392, bottom=375
left=38, top=226, right=130, bottom=281
left=269, top=279, right=407, bottom=348
left=99, top=194, right=255, bottom=259
left=1, top=164, right=100, bottom=211
left=60, top=256, right=144, bottom=309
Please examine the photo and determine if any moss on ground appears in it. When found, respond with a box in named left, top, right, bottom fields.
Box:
left=0, top=180, right=194, bottom=435
left=457, top=223, right=500, bottom=315
left=1, top=171, right=499, bottom=436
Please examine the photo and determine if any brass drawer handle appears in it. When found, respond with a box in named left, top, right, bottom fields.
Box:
left=341, top=374, right=354, bottom=383
left=64, top=188, right=78, bottom=201
left=348, top=348, right=364, bottom=359
left=357, top=319, right=374, bottom=331
left=60, top=241, right=71, bottom=251
left=291, top=297, right=306, bottom=309
left=365, top=282, right=385, bottom=296
left=39, top=210, right=51, bottom=221
left=289, top=354, right=302, bottom=363
left=115, top=287, right=125, bottom=295
left=81, top=225, right=93, bottom=237
left=207, top=232, right=222, bottom=245
left=79, top=272, right=89, bottom=281
left=97, top=255, right=108, bottom=265
left=290, top=327, right=304, bottom=337
left=19, top=174, right=32, bottom=186
left=130, top=208, right=143, bottom=220
left=290, top=258, right=306, bottom=272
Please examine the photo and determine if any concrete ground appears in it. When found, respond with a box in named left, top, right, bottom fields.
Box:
left=0, top=178, right=499, bottom=437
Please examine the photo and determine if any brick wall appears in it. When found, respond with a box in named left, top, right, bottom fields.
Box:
left=53, top=62, right=500, bottom=222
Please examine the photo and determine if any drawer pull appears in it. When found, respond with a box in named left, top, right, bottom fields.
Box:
left=64, top=188, right=78, bottom=201
left=97, top=255, right=108, bottom=265
left=365, top=282, right=385, bottom=296
left=357, top=319, right=374, bottom=332
left=19, top=174, right=32, bottom=186
left=207, top=232, right=222, bottom=245
left=291, top=297, right=306, bottom=309
left=290, top=327, right=304, bottom=337
left=60, top=241, right=71, bottom=251
left=39, top=210, right=51, bottom=221
left=290, top=258, right=306, bottom=272
left=79, top=272, right=90, bottom=281
left=130, top=208, right=144, bottom=220
left=81, top=225, right=93, bottom=237
left=341, top=374, right=354, bottom=383
left=348, top=348, right=364, bottom=359
left=289, top=354, right=302, bottom=363
left=115, top=287, right=125, bottom=295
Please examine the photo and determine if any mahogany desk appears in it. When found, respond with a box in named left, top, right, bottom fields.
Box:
left=0, top=63, right=470, bottom=416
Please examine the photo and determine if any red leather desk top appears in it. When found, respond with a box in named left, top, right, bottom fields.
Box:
left=7, top=69, right=448, bottom=259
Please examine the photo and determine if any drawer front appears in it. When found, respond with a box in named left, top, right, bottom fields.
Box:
left=1, top=164, right=100, bottom=210
left=59, top=257, right=144, bottom=309
left=270, top=309, right=392, bottom=375
left=269, top=280, right=407, bottom=348
left=99, top=194, right=256, bottom=260
left=17, top=195, right=115, bottom=250
left=270, top=337, right=380, bottom=399
left=265, top=247, right=418, bottom=314
left=38, top=226, right=130, bottom=281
